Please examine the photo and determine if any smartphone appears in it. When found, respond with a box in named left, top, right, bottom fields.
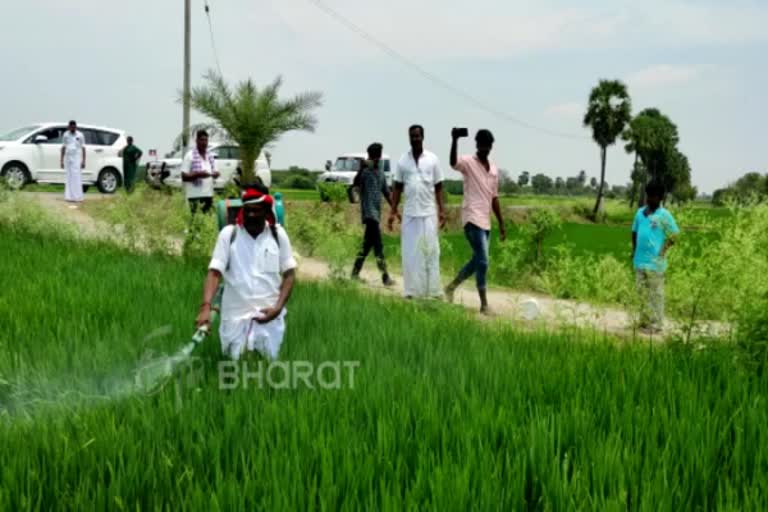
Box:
left=454, top=127, right=469, bottom=137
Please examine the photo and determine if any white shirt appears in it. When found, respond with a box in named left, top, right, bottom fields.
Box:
left=394, top=149, right=444, bottom=217
left=209, top=224, right=298, bottom=321
left=62, top=130, right=85, bottom=159
left=180, top=148, right=216, bottom=199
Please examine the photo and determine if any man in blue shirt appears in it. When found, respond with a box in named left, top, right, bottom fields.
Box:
left=632, top=182, right=680, bottom=333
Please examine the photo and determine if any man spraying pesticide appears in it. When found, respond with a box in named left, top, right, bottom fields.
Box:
left=196, top=185, right=298, bottom=361
left=134, top=185, right=297, bottom=392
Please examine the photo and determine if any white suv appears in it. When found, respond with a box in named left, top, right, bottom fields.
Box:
left=317, top=153, right=393, bottom=203
left=0, top=123, right=127, bottom=193
left=145, top=143, right=271, bottom=190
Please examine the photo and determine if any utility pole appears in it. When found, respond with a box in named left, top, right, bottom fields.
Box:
left=182, top=0, right=191, bottom=150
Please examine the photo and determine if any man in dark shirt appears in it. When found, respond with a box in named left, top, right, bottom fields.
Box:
left=351, top=143, right=396, bottom=286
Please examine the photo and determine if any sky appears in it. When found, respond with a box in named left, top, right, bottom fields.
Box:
left=1, top=0, right=766, bottom=193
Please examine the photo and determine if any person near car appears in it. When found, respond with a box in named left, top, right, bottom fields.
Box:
left=195, top=184, right=297, bottom=361
left=118, top=136, right=143, bottom=193
left=60, top=120, right=85, bottom=204
left=631, top=181, right=680, bottom=334
left=388, top=125, right=446, bottom=299
left=180, top=130, right=219, bottom=214
left=444, top=129, right=506, bottom=314
left=351, top=143, right=396, bottom=286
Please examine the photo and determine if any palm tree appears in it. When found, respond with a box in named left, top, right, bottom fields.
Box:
left=187, top=70, right=323, bottom=185
left=583, top=80, right=632, bottom=218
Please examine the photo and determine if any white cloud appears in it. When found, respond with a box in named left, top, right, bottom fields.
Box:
left=545, top=102, right=583, bottom=118
left=626, top=65, right=700, bottom=88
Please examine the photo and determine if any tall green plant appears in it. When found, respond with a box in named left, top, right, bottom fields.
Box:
left=584, top=80, right=632, bottom=218
left=188, top=71, right=323, bottom=184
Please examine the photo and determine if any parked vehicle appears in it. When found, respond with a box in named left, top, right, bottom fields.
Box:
left=0, top=123, right=127, bottom=193
left=317, top=153, right=392, bottom=203
left=145, top=143, right=271, bottom=190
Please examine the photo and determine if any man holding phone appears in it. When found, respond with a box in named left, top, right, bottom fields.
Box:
left=444, top=128, right=506, bottom=314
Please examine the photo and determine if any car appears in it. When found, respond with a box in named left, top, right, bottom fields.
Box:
left=0, top=123, right=127, bottom=193
left=145, top=143, right=271, bottom=190
left=317, top=153, right=393, bottom=203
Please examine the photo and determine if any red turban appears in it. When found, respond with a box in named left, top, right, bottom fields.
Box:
left=236, top=188, right=275, bottom=226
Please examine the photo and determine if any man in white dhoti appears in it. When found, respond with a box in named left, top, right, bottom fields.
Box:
left=195, top=185, right=297, bottom=361
left=388, top=125, right=446, bottom=299
left=60, top=120, right=85, bottom=204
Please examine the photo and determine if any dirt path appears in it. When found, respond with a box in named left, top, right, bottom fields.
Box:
left=22, top=192, right=722, bottom=341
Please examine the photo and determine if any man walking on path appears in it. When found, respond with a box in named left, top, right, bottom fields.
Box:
left=351, top=143, right=396, bottom=286
left=631, top=181, right=680, bottom=334
left=180, top=130, right=219, bottom=214
left=60, top=120, right=85, bottom=204
left=195, top=185, right=297, bottom=361
left=388, top=125, right=446, bottom=299
left=119, top=136, right=143, bottom=193
left=444, top=129, right=506, bottom=314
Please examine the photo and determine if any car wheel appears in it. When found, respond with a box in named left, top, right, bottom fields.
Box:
left=97, top=167, right=122, bottom=194
left=82, top=185, right=90, bottom=194
left=1, top=162, right=31, bottom=190
left=348, top=185, right=361, bottom=204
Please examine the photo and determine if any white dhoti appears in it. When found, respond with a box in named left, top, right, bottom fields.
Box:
left=64, top=156, right=84, bottom=202
left=218, top=309, right=287, bottom=361
left=401, top=215, right=442, bottom=298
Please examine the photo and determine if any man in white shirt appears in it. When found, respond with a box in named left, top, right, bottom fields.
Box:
left=180, top=130, right=219, bottom=214
left=60, top=120, right=86, bottom=204
left=388, top=125, right=446, bottom=299
left=195, top=185, right=297, bottom=361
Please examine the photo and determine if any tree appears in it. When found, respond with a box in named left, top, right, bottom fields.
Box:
left=499, top=169, right=520, bottom=195
left=622, top=108, right=679, bottom=205
left=566, top=177, right=581, bottom=194
left=590, top=177, right=598, bottom=189
left=584, top=80, right=632, bottom=218
left=188, top=70, right=323, bottom=184
left=578, top=170, right=587, bottom=186
left=555, top=177, right=565, bottom=192
left=518, top=171, right=530, bottom=188
left=531, top=173, right=554, bottom=194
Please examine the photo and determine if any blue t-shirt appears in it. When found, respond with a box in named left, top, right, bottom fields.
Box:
left=632, top=206, right=680, bottom=272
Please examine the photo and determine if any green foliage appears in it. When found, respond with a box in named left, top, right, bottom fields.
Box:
left=271, top=168, right=319, bottom=190
left=667, top=202, right=768, bottom=337
left=3, top=230, right=768, bottom=509
left=712, top=172, right=767, bottom=206
left=289, top=201, right=358, bottom=280
left=316, top=182, right=348, bottom=204
left=188, top=71, right=323, bottom=183
left=442, top=180, right=464, bottom=196
left=523, top=208, right=562, bottom=263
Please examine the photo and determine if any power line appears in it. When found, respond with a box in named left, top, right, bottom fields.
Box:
left=204, top=0, right=224, bottom=76
left=304, top=0, right=589, bottom=141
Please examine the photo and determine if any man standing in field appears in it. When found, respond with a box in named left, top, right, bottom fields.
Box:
left=118, top=136, right=143, bottom=193
left=195, top=185, right=297, bottom=361
left=60, top=120, right=85, bottom=204
left=388, top=125, right=446, bottom=299
left=351, top=142, right=396, bottom=286
left=180, top=130, right=219, bottom=214
left=632, top=181, right=680, bottom=334
left=444, top=129, right=506, bottom=314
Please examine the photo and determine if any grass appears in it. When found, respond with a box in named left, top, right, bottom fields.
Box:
left=1, top=226, right=768, bottom=509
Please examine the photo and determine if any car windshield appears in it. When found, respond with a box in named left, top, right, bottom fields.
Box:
left=334, top=158, right=362, bottom=172
left=0, top=125, right=40, bottom=141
